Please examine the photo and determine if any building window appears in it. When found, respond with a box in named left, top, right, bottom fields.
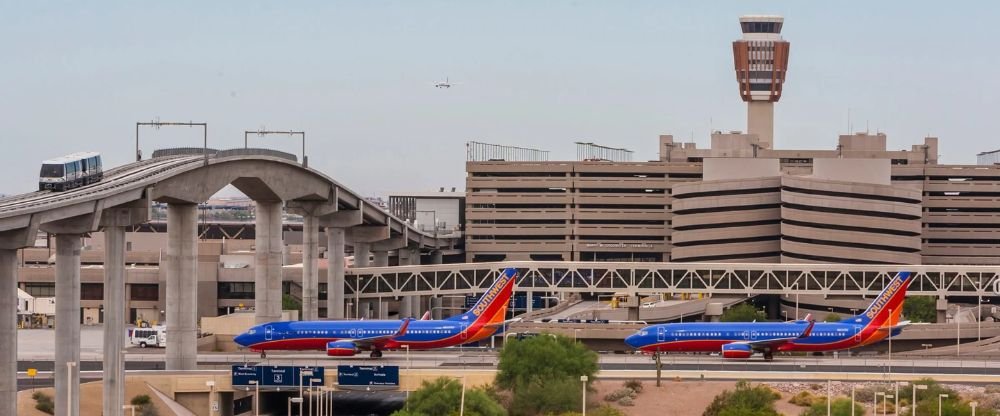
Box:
left=130, top=284, right=159, bottom=301
left=218, top=282, right=255, bottom=300
left=81, top=283, right=103, bottom=300
left=25, top=283, right=55, bottom=297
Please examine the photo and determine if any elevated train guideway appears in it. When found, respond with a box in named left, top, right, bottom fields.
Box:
left=346, top=261, right=1000, bottom=299
left=0, top=149, right=460, bottom=416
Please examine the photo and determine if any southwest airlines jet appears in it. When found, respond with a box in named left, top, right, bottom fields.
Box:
left=625, top=271, right=913, bottom=360
left=234, top=267, right=516, bottom=358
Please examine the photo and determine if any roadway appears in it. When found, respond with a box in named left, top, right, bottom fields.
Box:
left=16, top=350, right=1000, bottom=379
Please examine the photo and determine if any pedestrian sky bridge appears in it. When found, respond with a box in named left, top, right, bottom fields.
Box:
left=346, top=261, right=1000, bottom=299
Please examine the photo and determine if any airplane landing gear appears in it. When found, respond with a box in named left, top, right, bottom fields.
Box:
left=370, top=350, right=383, bottom=358
left=260, top=351, right=267, bottom=359
left=763, top=351, right=774, bottom=361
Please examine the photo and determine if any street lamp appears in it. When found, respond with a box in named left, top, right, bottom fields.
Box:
left=850, top=384, right=856, bottom=416
left=205, top=380, right=216, bottom=416
left=939, top=394, right=949, bottom=416
left=971, top=400, right=978, bottom=416
left=580, top=375, right=589, bottom=416
left=913, top=384, right=928, bottom=416
left=403, top=344, right=411, bottom=370
left=299, top=369, right=314, bottom=416
left=249, top=380, right=259, bottom=416
left=459, top=375, right=467, bottom=416
left=875, top=392, right=884, bottom=416
left=288, top=397, right=303, bottom=416
left=827, top=380, right=832, bottom=416
left=310, top=378, right=321, bottom=416
left=244, top=129, right=308, bottom=167
left=66, top=361, right=77, bottom=414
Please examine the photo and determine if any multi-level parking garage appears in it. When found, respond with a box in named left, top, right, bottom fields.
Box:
left=465, top=133, right=1000, bottom=266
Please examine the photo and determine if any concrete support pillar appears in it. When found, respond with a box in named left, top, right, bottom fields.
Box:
left=373, top=250, right=389, bottom=267
left=55, top=234, right=82, bottom=416
left=354, top=242, right=371, bottom=268
left=302, top=215, right=319, bottom=321
left=414, top=296, right=425, bottom=317
left=626, top=296, right=640, bottom=321
left=704, top=302, right=724, bottom=323
left=255, top=201, right=283, bottom=324
left=102, top=227, right=126, bottom=416
left=166, top=203, right=198, bottom=371
left=399, top=297, right=412, bottom=318
left=410, top=249, right=422, bottom=265
left=326, top=227, right=346, bottom=319
left=937, top=297, right=949, bottom=324
left=430, top=250, right=443, bottom=264
left=0, top=249, right=17, bottom=416
left=377, top=299, right=388, bottom=319
left=526, top=290, right=534, bottom=314
left=431, top=296, right=443, bottom=320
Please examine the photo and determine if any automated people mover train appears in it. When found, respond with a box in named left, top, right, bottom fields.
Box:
left=38, top=152, right=103, bottom=191
left=626, top=271, right=913, bottom=360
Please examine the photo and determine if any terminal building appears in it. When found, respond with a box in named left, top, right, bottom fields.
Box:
left=465, top=15, right=1000, bottom=265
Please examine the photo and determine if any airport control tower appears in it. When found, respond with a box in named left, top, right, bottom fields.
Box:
left=732, top=15, right=789, bottom=149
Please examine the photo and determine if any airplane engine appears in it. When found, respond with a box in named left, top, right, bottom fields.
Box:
left=326, top=341, right=358, bottom=357
left=721, top=343, right=752, bottom=359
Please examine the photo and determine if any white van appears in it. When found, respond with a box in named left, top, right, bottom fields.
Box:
left=129, top=326, right=167, bottom=348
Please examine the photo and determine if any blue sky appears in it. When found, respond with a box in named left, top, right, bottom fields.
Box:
left=3, top=1, right=998, bottom=196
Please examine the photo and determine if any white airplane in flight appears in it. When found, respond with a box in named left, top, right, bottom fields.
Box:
left=435, top=77, right=457, bottom=88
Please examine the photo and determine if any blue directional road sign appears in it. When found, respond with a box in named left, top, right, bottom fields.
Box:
left=337, top=365, right=399, bottom=387
left=231, top=365, right=325, bottom=388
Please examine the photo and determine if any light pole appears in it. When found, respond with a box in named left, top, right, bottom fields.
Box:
left=289, top=397, right=303, bottom=416
left=971, top=400, right=978, bottom=416
left=913, top=384, right=927, bottom=416
left=894, top=382, right=899, bottom=416
left=136, top=120, right=209, bottom=165
left=310, top=378, right=321, bottom=416
left=886, top=308, right=899, bottom=376
left=851, top=384, right=856, bottom=416
left=955, top=306, right=961, bottom=357
left=67, top=361, right=77, bottom=414
left=459, top=375, right=467, bottom=416
left=299, top=369, right=314, bottom=416
left=404, top=344, right=411, bottom=370
left=939, top=394, right=949, bottom=416
left=244, top=129, right=308, bottom=167
left=827, top=380, right=832, bottom=416
left=206, top=380, right=216, bottom=416
left=580, top=375, right=589, bottom=416
left=249, top=380, right=259, bottom=416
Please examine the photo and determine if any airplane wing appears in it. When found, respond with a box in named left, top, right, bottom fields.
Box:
left=742, top=317, right=816, bottom=350
left=342, top=318, right=412, bottom=349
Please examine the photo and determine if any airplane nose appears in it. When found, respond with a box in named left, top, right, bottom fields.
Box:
left=234, top=333, right=249, bottom=346
left=624, top=333, right=641, bottom=348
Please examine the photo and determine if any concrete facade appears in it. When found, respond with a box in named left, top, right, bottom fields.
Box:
left=466, top=133, right=1000, bottom=265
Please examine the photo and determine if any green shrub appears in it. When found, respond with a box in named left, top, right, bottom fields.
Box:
left=789, top=391, right=818, bottom=407
left=623, top=379, right=643, bottom=394
left=33, top=391, right=55, bottom=415
left=617, top=396, right=635, bottom=407
left=603, top=388, right=635, bottom=402
left=800, top=398, right=865, bottom=416
left=703, top=380, right=780, bottom=416
left=131, top=394, right=152, bottom=406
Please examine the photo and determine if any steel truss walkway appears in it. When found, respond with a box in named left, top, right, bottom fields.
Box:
left=346, top=261, right=1000, bottom=299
